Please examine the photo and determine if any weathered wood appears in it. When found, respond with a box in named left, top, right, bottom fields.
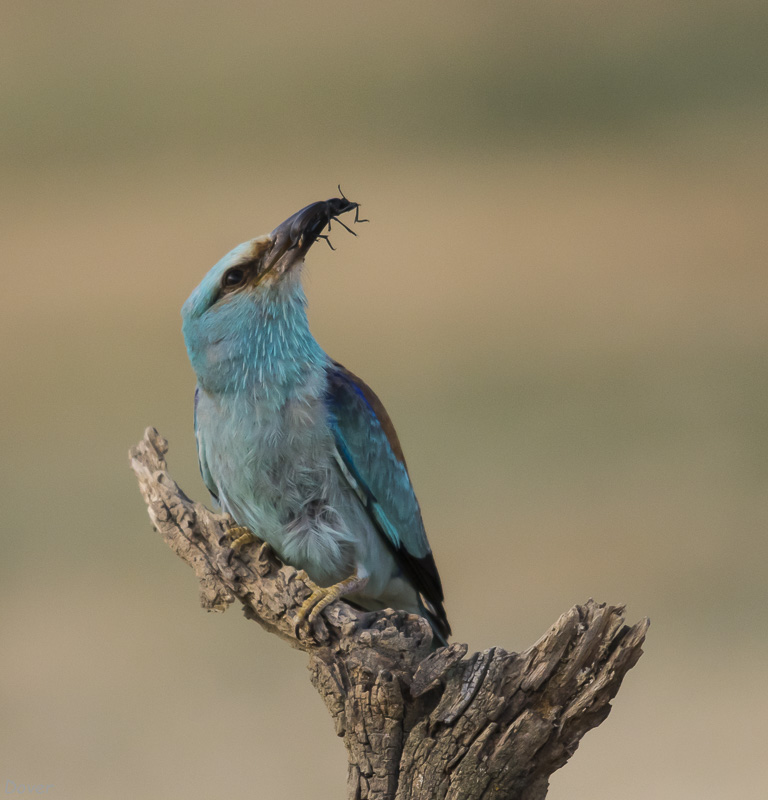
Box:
left=129, top=427, right=649, bottom=800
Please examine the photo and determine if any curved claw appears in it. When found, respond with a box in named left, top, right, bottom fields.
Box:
left=293, top=570, right=321, bottom=637
left=227, top=526, right=259, bottom=552
left=293, top=573, right=369, bottom=638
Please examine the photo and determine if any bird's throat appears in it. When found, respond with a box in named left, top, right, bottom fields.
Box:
left=204, top=290, right=326, bottom=403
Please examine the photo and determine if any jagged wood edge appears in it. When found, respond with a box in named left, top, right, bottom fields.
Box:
left=129, top=426, right=649, bottom=800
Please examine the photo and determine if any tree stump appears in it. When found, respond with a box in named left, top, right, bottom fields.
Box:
left=129, top=427, right=648, bottom=800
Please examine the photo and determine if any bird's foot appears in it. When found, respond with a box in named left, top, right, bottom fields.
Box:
left=293, top=572, right=368, bottom=637
left=225, top=525, right=259, bottom=552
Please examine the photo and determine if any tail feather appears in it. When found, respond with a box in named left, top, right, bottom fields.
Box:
left=418, top=596, right=451, bottom=648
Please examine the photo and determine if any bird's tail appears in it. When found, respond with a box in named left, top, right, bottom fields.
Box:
left=418, top=596, right=451, bottom=649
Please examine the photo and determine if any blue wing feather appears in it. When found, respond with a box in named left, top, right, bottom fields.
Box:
left=194, top=386, right=219, bottom=503
left=325, top=361, right=450, bottom=639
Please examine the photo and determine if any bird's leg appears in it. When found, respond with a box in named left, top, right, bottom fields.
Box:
left=294, top=570, right=369, bottom=635
left=225, top=525, right=259, bottom=552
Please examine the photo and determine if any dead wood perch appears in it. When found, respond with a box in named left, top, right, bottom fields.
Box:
left=129, top=427, right=648, bottom=800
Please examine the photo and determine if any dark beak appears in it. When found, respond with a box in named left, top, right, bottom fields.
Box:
left=266, top=196, right=362, bottom=273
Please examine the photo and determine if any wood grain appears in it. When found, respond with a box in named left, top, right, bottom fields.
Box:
left=129, top=427, right=648, bottom=800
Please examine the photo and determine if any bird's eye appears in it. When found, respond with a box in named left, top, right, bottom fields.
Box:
left=223, top=268, right=246, bottom=288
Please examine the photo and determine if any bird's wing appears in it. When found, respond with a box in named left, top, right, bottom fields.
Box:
left=325, top=361, right=449, bottom=639
left=194, top=386, right=219, bottom=503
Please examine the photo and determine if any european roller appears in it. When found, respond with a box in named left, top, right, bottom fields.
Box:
left=181, top=196, right=450, bottom=644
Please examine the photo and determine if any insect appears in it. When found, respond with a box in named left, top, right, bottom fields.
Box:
left=272, top=186, right=368, bottom=254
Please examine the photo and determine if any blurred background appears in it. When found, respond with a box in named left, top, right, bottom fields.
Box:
left=2, top=1, right=766, bottom=797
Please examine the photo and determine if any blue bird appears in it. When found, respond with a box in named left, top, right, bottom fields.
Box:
left=181, top=197, right=450, bottom=644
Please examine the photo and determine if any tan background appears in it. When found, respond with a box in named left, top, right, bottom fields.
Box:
left=2, top=2, right=766, bottom=797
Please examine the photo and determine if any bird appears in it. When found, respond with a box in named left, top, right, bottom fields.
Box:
left=181, top=195, right=450, bottom=644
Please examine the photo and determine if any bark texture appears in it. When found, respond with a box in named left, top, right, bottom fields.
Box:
left=129, top=427, right=649, bottom=800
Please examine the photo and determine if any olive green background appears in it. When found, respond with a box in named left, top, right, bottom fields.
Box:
left=2, top=2, right=766, bottom=798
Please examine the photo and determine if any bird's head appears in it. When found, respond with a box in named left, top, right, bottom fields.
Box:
left=181, top=196, right=362, bottom=393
